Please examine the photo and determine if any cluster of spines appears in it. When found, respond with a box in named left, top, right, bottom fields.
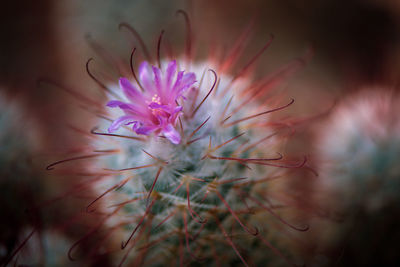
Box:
left=44, top=10, right=313, bottom=267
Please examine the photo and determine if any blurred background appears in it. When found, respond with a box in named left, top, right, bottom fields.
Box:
left=1, top=0, right=400, bottom=266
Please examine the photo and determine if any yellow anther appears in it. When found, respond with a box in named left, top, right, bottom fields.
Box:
left=152, top=94, right=161, bottom=104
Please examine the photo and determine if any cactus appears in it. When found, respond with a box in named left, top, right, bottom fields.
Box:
left=317, top=89, right=400, bottom=211
left=47, top=14, right=311, bottom=267
left=0, top=94, right=102, bottom=266
left=315, top=89, right=400, bottom=266
left=0, top=93, right=40, bottom=265
left=0, top=94, right=68, bottom=266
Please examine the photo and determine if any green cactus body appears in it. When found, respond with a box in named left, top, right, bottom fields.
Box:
left=48, top=18, right=310, bottom=266
left=317, top=89, right=400, bottom=211
left=78, top=57, right=307, bottom=266
left=315, top=89, right=400, bottom=266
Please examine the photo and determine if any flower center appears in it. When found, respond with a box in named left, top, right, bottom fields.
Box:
left=151, top=94, right=161, bottom=104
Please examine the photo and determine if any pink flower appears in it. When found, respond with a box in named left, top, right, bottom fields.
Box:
left=107, top=60, right=196, bottom=144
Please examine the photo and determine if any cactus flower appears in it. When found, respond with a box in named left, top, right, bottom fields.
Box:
left=107, top=60, right=196, bottom=144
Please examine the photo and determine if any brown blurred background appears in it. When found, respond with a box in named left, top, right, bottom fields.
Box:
left=1, top=0, right=400, bottom=266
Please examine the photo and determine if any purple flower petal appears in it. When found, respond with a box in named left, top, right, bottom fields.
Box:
left=172, top=71, right=184, bottom=92
left=139, top=62, right=156, bottom=94
left=166, top=60, right=177, bottom=86
left=106, top=100, right=145, bottom=116
left=135, top=125, right=158, bottom=135
left=108, top=115, right=136, bottom=133
left=152, top=66, right=162, bottom=91
left=163, top=124, right=181, bottom=144
left=107, top=60, right=196, bottom=144
left=148, top=102, right=173, bottom=114
left=119, top=78, right=143, bottom=103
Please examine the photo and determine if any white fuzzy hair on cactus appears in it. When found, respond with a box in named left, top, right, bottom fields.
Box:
left=46, top=10, right=311, bottom=267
